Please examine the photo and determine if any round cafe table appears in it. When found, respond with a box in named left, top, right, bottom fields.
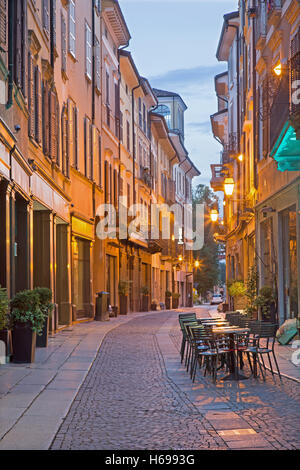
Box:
left=212, top=326, right=250, bottom=381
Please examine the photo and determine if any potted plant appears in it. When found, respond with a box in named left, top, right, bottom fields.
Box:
left=228, top=281, right=247, bottom=311
left=0, top=287, right=12, bottom=364
left=165, top=291, right=172, bottom=310
left=255, top=286, right=277, bottom=323
left=34, top=288, right=54, bottom=348
left=10, top=290, right=47, bottom=363
left=140, top=286, right=150, bottom=312
left=119, top=281, right=129, bottom=315
left=151, top=299, right=158, bottom=311
left=172, top=292, right=181, bottom=309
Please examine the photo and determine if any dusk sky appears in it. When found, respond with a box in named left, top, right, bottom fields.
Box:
left=119, top=0, right=238, bottom=187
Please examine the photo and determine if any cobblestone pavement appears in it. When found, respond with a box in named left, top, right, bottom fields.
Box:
left=51, top=310, right=300, bottom=450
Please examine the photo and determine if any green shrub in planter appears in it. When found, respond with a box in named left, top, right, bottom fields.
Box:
left=165, top=291, right=172, bottom=309
left=10, top=290, right=47, bottom=363
left=172, top=292, right=181, bottom=309
left=33, top=288, right=54, bottom=348
left=0, top=287, right=9, bottom=331
left=0, top=287, right=12, bottom=363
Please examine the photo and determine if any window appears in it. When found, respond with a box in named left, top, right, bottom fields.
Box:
left=156, top=104, right=171, bottom=129
left=143, top=104, right=146, bottom=133
left=95, top=37, right=100, bottom=91
left=61, top=104, right=69, bottom=177
left=126, top=121, right=130, bottom=151
left=42, top=0, right=50, bottom=32
left=85, top=22, right=92, bottom=80
left=61, top=14, right=67, bottom=73
left=0, top=0, right=7, bottom=49
left=10, top=0, right=27, bottom=96
left=95, top=0, right=101, bottom=15
left=120, top=112, right=123, bottom=143
left=69, top=0, right=76, bottom=58
left=106, top=71, right=110, bottom=104
left=138, top=98, right=142, bottom=128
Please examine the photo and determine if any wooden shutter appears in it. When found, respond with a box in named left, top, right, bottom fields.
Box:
left=84, top=117, right=89, bottom=177
left=61, top=14, right=66, bottom=72
left=49, top=91, right=57, bottom=160
left=0, top=0, right=7, bottom=49
left=89, top=123, right=94, bottom=181
left=113, top=169, right=118, bottom=209
left=28, top=54, right=35, bottom=138
left=104, top=161, right=109, bottom=204
left=42, top=0, right=50, bottom=32
left=67, top=100, right=73, bottom=169
left=35, top=67, right=42, bottom=144
left=61, top=104, right=69, bottom=177
left=98, top=133, right=102, bottom=187
left=74, top=106, right=78, bottom=169
left=14, top=0, right=22, bottom=88
left=109, top=164, right=112, bottom=205
left=50, top=0, right=56, bottom=48
left=42, top=81, right=50, bottom=156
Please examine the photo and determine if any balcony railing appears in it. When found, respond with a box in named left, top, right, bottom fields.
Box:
left=255, top=0, right=267, bottom=46
left=269, top=74, right=289, bottom=150
left=291, top=30, right=300, bottom=118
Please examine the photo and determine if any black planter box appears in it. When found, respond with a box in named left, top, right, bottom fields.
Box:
left=142, top=295, right=149, bottom=312
left=119, top=295, right=128, bottom=315
left=0, top=330, right=13, bottom=363
left=36, top=316, right=49, bottom=348
left=12, top=324, right=36, bottom=364
left=165, top=298, right=171, bottom=310
left=172, top=298, right=179, bottom=309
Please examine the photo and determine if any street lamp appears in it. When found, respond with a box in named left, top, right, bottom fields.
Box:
left=194, top=260, right=200, bottom=269
left=210, top=209, right=219, bottom=223
left=273, top=63, right=282, bottom=77
left=178, top=255, right=183, bottom=263
left=237, top=153, right=244, bottom=162
left=224, top=177, right=235, bottom=196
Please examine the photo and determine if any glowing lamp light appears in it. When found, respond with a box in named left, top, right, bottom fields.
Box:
left=210, top=209, right=219, bottom=223
left=178, top=255, right=183, bottom=262
left=273, top=63, right=282, bottom=76
left=223, top=200, right=226, bottom=207
left=224, top=178, right=235, bottom=196
left=194, top=260, right=200, bottom=269
left=238, top=154, right=244, bottom=162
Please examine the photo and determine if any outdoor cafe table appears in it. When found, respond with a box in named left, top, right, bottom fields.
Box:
left=211, top=326, right=250, bottom=381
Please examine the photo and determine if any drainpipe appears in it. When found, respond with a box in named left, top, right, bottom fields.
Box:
left=132, top=82, right=141, bottom=205
left=50, top=0, right=55, bottom=68
left=7, top=0, right=15, bottom=109
left=117, top=42, right=130, bottom=288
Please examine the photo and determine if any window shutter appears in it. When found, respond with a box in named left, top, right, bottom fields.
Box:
left=104, top=161, right=109, bottom=203
left=113, top=169, right=118, bottom=209
left=61, top=104, right=69, bottom=177
left=0, top=0, right=7, bottom=49
left=109, top=164, right=112, bottom=205
left=61, top=14, right=66, bottom=72
left=14, top=0, right=22, bottom=88
left=50, top=0, right=56, bottom=48
left=49, top=91, right=57, bottom=161
left=98, top=133, right=102, bottom=187
left=68, top=99, right=73, bottom=169
left=35, top=66, right=42, bottom=144
left=84, top=117, right=89, bottom=177
left=74, top=106, right=78, bottom=169
left=42, top=0, right=50, bottom=32
left=28, top=54, right=35, bottom=138
left=42, top=81, right=50, bottom=156
left=89, top=123, right=94, bottom=181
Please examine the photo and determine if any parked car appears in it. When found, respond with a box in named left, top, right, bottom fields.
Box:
left=210, top=294, right=223, bottom=305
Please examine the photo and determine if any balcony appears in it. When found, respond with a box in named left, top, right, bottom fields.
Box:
left=210, top=109, right=228, bottom=145
left=255, top=0, right=267, bottom=49
left=210, top=164, right=228, bottom=192
left=269, top=74, right=289, bottom=151
left=267, top=0, right=282, bottom=26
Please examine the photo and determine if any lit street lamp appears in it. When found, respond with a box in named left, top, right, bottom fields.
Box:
left=210, top=209, right=219, bottom=223
left=224, top=177, right=235, bottom=196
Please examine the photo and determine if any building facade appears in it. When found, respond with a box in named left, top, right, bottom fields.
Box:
left=0, top=0, right=200, bottom=333
left=210, top=0, right=300, bottom=324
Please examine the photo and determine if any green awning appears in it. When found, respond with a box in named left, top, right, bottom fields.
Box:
left=271, top=123, right=300, bottom=171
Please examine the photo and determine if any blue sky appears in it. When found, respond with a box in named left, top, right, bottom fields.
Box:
left=119, top=0, right=238, bottom=187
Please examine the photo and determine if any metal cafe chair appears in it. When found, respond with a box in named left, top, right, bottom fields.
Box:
left=178, top=313, right=196, bottom=363
left=183, top=320, right=203, bottom=371
left=245, top=322, right=281, bottom=380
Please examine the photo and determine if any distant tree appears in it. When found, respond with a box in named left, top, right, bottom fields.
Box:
left=192, top=184, right=221, bottom=297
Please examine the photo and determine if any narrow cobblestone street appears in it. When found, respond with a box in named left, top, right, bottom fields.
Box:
left=50, top=308, right=300, bottom=450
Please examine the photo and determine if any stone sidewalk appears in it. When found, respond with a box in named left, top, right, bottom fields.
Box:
left=0, top=310, right=155, bottom=450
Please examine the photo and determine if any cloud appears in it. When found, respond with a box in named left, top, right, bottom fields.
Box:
left=149, top=64, right=225, bottom=89
left=187, top=121, right=212, bottom=133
